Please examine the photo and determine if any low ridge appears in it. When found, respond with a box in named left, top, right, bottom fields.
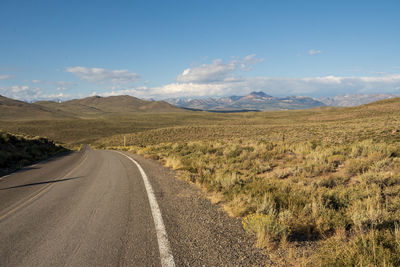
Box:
left=35, top=95, right=185, bottom=117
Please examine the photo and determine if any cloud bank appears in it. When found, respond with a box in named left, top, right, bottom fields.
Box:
left=2, top=55, right=400, bottom=101
left=138, top=56, right=400, bottom=98
left=0, top=86, right=70, bottom=101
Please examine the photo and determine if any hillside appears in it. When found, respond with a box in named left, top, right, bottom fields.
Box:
left=36, top=95, right=185, bottom=117
left=0, top=95, right=72, bottom=120
left=0, top=132, right=67, bottom=175
left=96, top=96, right=400, bottom=148
left=166, top=91, right=325, bottom=110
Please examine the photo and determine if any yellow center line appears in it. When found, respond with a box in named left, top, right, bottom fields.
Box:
left=0, top=153, right=89, bottom=221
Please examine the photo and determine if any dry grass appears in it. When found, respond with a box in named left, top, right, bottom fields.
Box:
left=99, top=98, right=400, bottom=265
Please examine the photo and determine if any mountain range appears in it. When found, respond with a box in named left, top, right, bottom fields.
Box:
left=166, top=91, right=326, bottom=111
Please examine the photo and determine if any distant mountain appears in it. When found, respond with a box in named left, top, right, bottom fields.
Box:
left=318, top=94, right=399, bottom=107
left=165, top=91, right=325, bottom=111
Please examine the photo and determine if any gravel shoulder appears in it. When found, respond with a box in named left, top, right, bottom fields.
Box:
left=125, top=152, right=271, bottom=266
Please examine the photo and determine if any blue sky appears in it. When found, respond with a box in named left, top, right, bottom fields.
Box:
left=0, top=0, right=399, bottom=100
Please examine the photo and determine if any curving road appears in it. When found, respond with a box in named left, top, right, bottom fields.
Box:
left=0, top=148, right=268, bottom=266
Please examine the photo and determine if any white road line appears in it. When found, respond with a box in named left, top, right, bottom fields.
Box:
left=116, top=151, right=175, bottom=267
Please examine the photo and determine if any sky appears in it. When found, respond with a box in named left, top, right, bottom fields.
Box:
left=0, top=0, right=400, bottom=101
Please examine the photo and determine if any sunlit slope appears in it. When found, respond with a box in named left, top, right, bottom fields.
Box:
left=96, top=97, right=400, bottom=147
left=0, top=95, right=72, bottom=120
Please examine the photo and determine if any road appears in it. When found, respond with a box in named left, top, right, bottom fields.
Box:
left=0, top=148, right=269, bottom=266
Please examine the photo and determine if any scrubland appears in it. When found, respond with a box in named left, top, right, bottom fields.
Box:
left=2, top=97, right=400, bottom=265
left=100, top=99, right=400, bottom=265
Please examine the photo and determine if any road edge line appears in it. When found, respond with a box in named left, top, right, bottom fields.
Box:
left=115, top=151, right=175, bottom=267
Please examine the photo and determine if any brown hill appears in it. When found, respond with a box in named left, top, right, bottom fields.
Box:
left=0, top=95, right=72, bottom=120
left=35, top=95, right=185, bottom=117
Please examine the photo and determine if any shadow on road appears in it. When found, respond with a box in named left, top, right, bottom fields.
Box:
left=0, top=150, right=77, bottom=178
left=0, top=176, right=84, bottom=191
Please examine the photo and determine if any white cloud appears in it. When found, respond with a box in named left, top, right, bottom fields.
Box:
left=176, top=59, right=236, bottom=84
left=239, top=54, right=265, bottom=70
left=66, top=66, right=140, bottom=84
left=176, top=55, right=264, bottom=84
left=0, top=74, right=14, bottom=80
left=309, top=49, right=322, bottom=55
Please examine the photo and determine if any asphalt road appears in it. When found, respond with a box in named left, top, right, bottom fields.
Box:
left=0, top=148, right=269, bottom=266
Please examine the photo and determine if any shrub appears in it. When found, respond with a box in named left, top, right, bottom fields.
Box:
left=349, top=193, right=387, bottom=231
left=345, top=158, right=370, bottom=177
left=316, top=230, right=400, bottom=266
left=242, top=210, right=292, bottom=247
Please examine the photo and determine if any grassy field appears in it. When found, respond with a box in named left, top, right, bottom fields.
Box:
left=2, top=98, right=400, bottom=265
left=98, top=98, right=400, bottom=265
left=0, top=112, right=231, bottom=147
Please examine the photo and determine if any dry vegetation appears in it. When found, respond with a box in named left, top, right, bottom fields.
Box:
left=2, top=97, right=400, bottom=265
left=99, top=98, right=400, bottom=265
left=0, top=132, right=67, bottom=175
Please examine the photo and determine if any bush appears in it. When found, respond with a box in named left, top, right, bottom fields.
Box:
left=345, top=158, right=370, bottom=177
left=130, top=135, right=400, bottom=264
left=317, top=230, right=400, bottom=266
left=243, top=210, right=292, bottom=247
left=0, top=131, right=67, bottom=171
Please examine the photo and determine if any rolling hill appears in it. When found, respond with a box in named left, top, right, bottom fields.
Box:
left=0, top=95, right=72, bottom=120
left=0, top=95, right=186, bottom=121
left=35, top=95, right=184, bottom=117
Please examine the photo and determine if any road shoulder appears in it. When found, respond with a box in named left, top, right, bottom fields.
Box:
left=124, top=152, right=270, bottom=266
